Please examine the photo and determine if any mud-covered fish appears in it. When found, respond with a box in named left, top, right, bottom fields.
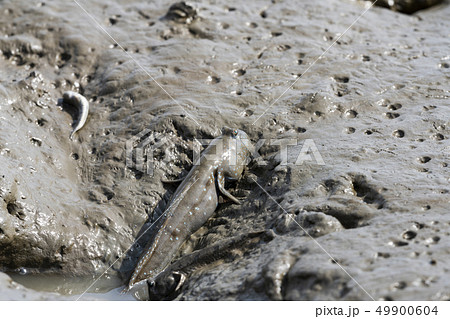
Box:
left=126, top=127, right=253, bottom=290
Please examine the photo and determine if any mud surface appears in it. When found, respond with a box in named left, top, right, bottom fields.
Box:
left=0, top=0, right=449, bottom=300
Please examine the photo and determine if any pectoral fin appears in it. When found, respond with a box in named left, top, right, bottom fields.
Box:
left=217, top=171, right=241, bottom=205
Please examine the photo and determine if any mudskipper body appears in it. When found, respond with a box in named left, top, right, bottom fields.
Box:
left=126, top=127, right=253, bottom=291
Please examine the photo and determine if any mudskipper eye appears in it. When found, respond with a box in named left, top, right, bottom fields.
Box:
left=232, top=129, right=238, bottom=137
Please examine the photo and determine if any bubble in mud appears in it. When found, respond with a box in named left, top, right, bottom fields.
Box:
left=18, top=268, right=27, bottom=275
left=402, top=230, right=417, bottom=240
left=392, top=130, right=405, bottom=138
left=430, top=133, right=444, bottom=141
left=392, top=281, right=407, bottom=290
left=344, top=110, right=357, bottom=118
left=417, top=156, right=431, bottom=164
left=388, top=103, right=402, bottom=110
left=377, top=99, right=390, bottom=107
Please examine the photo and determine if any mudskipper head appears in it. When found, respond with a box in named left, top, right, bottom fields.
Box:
left=219, top=127, right=253, bottom=179
left=221, top=127, right=253, bottom=159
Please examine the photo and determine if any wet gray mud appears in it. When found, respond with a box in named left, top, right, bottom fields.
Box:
left=0, top=0, right=449, bottom=300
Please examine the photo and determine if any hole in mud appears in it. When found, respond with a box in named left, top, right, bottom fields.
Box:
left=303, top=206, right=365, bottom=229
left=423, top=105, right=436, bottom=111
left=430, top=133, right=444, bottom=141
left=384, top=112, right=400, bottom=119
left=393, top=130, right=404, bottom=138
left=418, top=156, right=431, bottom=164
left=30, top=137, right=42, bottom=146
left=109, top=17, right=118, bottom=25
left=36, top=118, right=46, bottom=126
left=392, top=281, right=407, bottom=290
left=391, top=240, right=408, bottom=247
left=402, top=230, right=417, bottom=240
left=173, top=66, right=181, bottom=74
left=133, top=170, right=144, bottom=180
left=232, top=69, right=246, bottom=77
left=351, top=175, right=385, bottom=209
left=240, top=109, right=253, bottom=117
left=388, top=103, right=402, bottom=110
left=333, top=75, right=349, bottom=83
left=344, top=110, right=357, bottom=118
left=430, top=236, right=440, bottom=243
left=103, top=190, right=115, bottom=201
left=277, top=44, right=291, bottom=51
left=376, top=252, right=390, bottom=258
left=6, top=200, right=25, bottom=220
left=207, top=75, right=221, bottom=83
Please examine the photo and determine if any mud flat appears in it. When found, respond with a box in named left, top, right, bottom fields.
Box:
left=0, top=0, right=449, bottom=300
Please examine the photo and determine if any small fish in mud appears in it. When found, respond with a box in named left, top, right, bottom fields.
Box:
left=62, top=91, right=89, bottom=140
left=126, top=127, right=253, bottom=291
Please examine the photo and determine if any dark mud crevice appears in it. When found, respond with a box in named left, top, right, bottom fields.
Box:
left=4, top=196, right=26, bottom=221
left=302, top=205, right=367, bottom=229
left=350, top=174, right=386, bottom=209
